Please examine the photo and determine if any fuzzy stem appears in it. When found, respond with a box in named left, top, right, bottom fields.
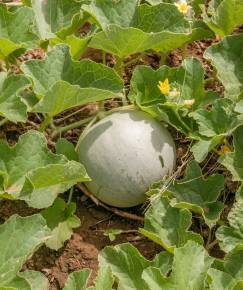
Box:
left=51, top=116, right=94, bottom=138
left=114, top=57, right=123, bottom=76
left=181, top=44, right=187, bottom=60
left=159, top=53, right=167, bottom=66
left=3, top=1, right=22, bottom=7
left=102, top=51, right=106, bottom=65
left=39, top=115, right=52, bottom=132
left=67, top=187, right=74, bottom=204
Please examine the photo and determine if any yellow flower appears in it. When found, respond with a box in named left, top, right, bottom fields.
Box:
left=158, top=79, right=170, bottom=95
left=184, top=99, right=195, bottom=108
left=175, top=0, right=189, bottom=14
left=218, top=145, right=232, bottom=156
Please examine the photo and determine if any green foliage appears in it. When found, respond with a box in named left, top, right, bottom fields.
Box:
left=0, top=73, right=30, bottom=123
left=22, top=45, right=123, bottom=97
left=167, top=160, right=224, bottom=226
left=1, top=0, right=243, bottom=288
left=83, top=2, right=213, bottom=58
left=0, top=130, right=90, bottom=208
left=216, top=186, right=243, bottom=252
left=0, top=4, right=39, bottom=59
left=0, top=214, right=50, bottom=288
left=203, top=0, right=243, bottom=36
left=41, top=198, right=80, bottom=250
left=140, top=196, right=203, bottom=252
left=190, top=98, right=243, bottom=162
left=219, top=126, right=243, bottom=181
left=205, top=34, right=243, bottom=100
left=31, top=0, right=82, bottom=40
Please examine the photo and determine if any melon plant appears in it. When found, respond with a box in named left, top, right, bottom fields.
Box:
left=78, top=110, right=176, bottom=207
left=0, top=0, right=243, bottom=289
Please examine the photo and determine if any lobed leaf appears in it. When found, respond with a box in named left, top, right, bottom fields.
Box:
left=219, top=126, right=243, bottom=181
left=216, top=186, right=243, bottom=252
left=139, top=196, right=203, bottom=252
left=41, top=198, right=80, bottom=250
left=167, top=160, right=225, bottom=227
left=0, top=130, right=90, bottom=208
left=0, top=214, right=50, bottom=287
left=205, top=34, right=243, bottom=100
left=22, top=45, right=123, bottom=116
left=84, top=2, right=213, bottom=58
left=204, top=0, right=243, bottom=36
left=0, top=73, right=30, bottom=123
left=0, top=4, right=39, bottom=59
left=63, top=269, right=91, bottom=290
left=31, top=0, right=82, bottom=40
left=142, top=240, right=213, bottom=290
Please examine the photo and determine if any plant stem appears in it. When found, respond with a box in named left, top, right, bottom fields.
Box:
left=105, top=104, right=135, bottom=115
left=159, top=53, right=167, bottom=66
left=114, top=57, right=123, bottom=76
left=212, top=66, right=218, bottom=80
left=102, top=51, right=106, bottom=65
left=123, top=54, right=143, bottom=68
left=3, top=1, right=22, bottom=7
left=51, top=116, right=94, bottom=138
left=39, top=115, right=52, bottom=132
left=0, top=118, right=7, bottom=127
left=67, top=187, right=74, bottom=204
left=181, top=44, right=187, bottom=60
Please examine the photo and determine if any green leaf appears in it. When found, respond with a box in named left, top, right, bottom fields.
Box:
left=52, top=34, right=91, bottom=60
left=18, top=271, right=49, bottom=290
left=100, top=243, right=151, bottom=290
left=203, top=0, right=243, bottom=36
left=142, top=241, right=213, bottom=290
left=190, top=97, right=242, bottom=158
left=191, top=98, right=241, bottom=137
left=100, top=232, right=172, bottom=286
left=0, top=130, right=90, bottom=208
left=85, top=3, right=212, bottom=58
left=0, top=4, right=39, bottom=59
left=168, top=160, right=225, bottom=227
left=41, top=198, right=80, bottom=250
left=22, top=45, right=123, bottom=97
left=0, top=214, right=50, bottom=287
left=88, top=266, right=114, bottom=290
left=205, top=34, right=243, bottom=100
left=63, top=269, right=91, bottom=290
left=129, top=57, right=206, bottom=106
left=151, top=251, right=173, bottom=276
left=207, top=268, right=238, bottom=290
left=140, top=196, right=203, bottom=252
left=219, top=126, right=243, bottom=181
left=191, top=135, right=223, bottom=163
left=104, top=229, right=123, bottom=242
left=56, top=138, right=78, bottom=161
left=33, top=80, right=121, bottom=117
left=0, top=73, right=30, bottom=123
left=216, top=186, right=243, bottom=252
left=31, top=0, right=83, bottom=40
left=224, top=247, right=243, bottom=280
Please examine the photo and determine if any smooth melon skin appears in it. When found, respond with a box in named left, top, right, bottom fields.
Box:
left=78, top=110, right=176, bottom=208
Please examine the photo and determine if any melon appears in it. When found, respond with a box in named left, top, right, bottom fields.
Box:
left=78, top=110, right=176, bottom=207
